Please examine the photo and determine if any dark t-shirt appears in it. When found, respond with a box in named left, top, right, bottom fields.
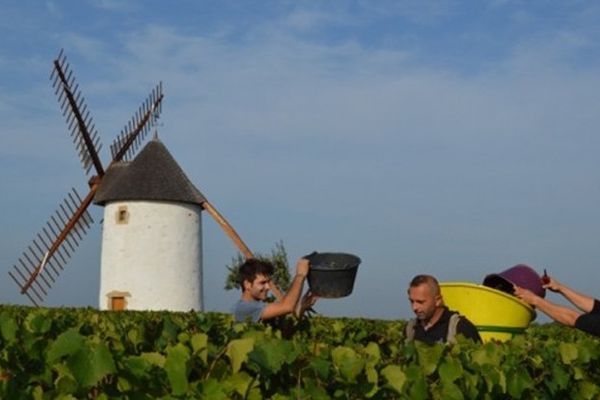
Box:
left=413, top=307, right=482, bottom=344
left=574, top=299, right=600, bottom=337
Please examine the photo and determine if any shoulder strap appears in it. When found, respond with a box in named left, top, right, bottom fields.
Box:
left=405, top=318, right=417, bottom=341
left=446, top=313, right=461, bottom=344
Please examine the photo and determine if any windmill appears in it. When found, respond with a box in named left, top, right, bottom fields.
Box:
left=8, top=50, right=253, bottom=309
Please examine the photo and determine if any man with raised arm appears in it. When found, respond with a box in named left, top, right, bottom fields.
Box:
left=514, top=276, right=600, bottom=337
left=406, top=274, right=481, bottom=344
left=233, top=257, right=317, bottom=323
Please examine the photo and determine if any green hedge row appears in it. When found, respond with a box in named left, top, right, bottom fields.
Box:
left=1, top=305, right=599, bottom=399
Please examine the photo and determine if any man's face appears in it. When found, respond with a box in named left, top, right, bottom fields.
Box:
left=244, top=273, right=271, bottom=301
left=408, top=283, right=441, bottom=322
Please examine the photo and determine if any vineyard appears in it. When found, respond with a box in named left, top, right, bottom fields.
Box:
left=1, top=305, right=599, bottom=399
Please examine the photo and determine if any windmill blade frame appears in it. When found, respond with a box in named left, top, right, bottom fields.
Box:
left=110, top=82, right=164, bottom=162
left=51, top=49, right=105, bottom=177
left=9, top=187, right=96, bottom=305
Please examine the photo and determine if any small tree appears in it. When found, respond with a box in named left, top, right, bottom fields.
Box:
left=224, top=240, right=292, bottom=292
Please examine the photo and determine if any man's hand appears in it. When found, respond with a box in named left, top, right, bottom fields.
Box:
left=302, top=291, right=318, bottom=309
left=542, top=276, right=562, bottom=293
left=514, top=286, right=539, bottom=306
left=295, top=291, right=319, bottom=318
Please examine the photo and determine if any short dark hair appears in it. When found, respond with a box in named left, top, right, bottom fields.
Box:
left=239, top=258, right=274, bottom=288
left=408, top=274, right=440, bottom=296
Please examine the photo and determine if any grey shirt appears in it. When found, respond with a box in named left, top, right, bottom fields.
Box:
left=233, top=299, right=266, bottom=323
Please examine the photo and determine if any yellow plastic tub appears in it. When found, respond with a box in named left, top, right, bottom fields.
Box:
left=440, top=282, right=536, bottom=342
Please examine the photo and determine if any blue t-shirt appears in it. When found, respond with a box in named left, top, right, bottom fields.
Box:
left=232, top=300, right=266, bottom=323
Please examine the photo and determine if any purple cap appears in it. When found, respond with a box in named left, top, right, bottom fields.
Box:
left=483, top=264, right=546, bottom=298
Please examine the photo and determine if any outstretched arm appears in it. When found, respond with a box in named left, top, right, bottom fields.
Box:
left=514, top=286, right=581, bottom=327
left=544, top=276, right=595, bottom=313
left=260, top=259, right=309, bottom=320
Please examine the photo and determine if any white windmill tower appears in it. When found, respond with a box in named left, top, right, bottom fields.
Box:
left=8, top=50, right=254, bottom=311
left=94, top=137, right=206, bottom=311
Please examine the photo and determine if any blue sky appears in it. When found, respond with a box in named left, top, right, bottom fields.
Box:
left=2, top=1, right=600, bottom=322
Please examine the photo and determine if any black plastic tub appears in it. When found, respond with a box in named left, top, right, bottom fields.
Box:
left=305, top=252, right=361, bottom=298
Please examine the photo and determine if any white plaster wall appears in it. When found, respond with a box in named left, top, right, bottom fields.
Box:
left=98, top=200, right=203, bottom=311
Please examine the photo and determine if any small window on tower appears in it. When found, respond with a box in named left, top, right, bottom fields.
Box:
left=116, top=206, right=129, bottom=224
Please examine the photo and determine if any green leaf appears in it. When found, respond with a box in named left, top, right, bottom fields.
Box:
left=381, top=365, right=406, bottom=394
left=122, top=355, right=152, bottom=379
left=54, top=395, right=78, bottom=400
left=576, top=338, right=598, bottom=364
left=462, top=370, right=481, bottom=399
left=310, top=358, right=331, bottom=380
left=127, top=328, right=142, bottom=348
left=199, top=377, right=229, bottom=399
left=248, top=339, right=296, bottom=374
left=226, top=371, right=255, bottom=396
left=141, top=351, right=166, bottom=367
left=578, top=381, right=599, bottom=400
left=415, top=342, right=444, bottom=376
left=550, top=363, right=570, bottom=391
left=302, top=378, right=330, bottom=400
left=506, top=367, right=534, bottom=398
left=68, top=342, right=116, bottom=388
left=164, top=343, right=190, bottom=395
left=559, top=342, right=578, bottom=365
left=441, top=382, right=465, bottom=400
left=366, top=365, right=378, bottom=384
left=363, top=342, right=381, bottom=367
left=53, top=363, right=77, bottom=394
left=47, top=329, right=85, bottom=363
left=161, top=315, right=180, bottom=343
left=0, top=313, right=18, bottom=343
left=439, top=356, right=463, bottom=385
left=117, top=377, right=132, bottom=392
left=31, top=385, right=44, bottom=400
left=331, top=346, right=365, bottom=382
left=470, top=343, right=502, bottom=367
left=191, top=332, right=208, bottom=364
left=365, top=365, right=379, bottom=397
left=25, top=312, right=51, bottom=334
left=405, top=365, right=429, bottom=400
left=177, top=332, right=190, bottom=343
left=226, top=338, right=255, bottom=374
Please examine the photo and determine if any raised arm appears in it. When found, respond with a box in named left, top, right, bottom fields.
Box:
left=545, top=276, right=595, bottom=313
left=260, top=259, right=309, bottom=320
left=514, top=286, right=581, bottom=327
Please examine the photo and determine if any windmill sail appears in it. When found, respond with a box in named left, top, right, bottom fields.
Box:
left=110, top=82, right=163, bottom=162
left=51, top=50, right=104, bottom=177
left=8, top=188, right=95, bottom=305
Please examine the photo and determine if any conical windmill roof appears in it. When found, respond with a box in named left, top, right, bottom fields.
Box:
left=94, top=138, right=207, bottom=206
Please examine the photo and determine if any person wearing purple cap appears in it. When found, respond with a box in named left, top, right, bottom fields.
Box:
left=483, top=264, right=546, bottom=298
left=406, top=274, right=481, bottom=344
left=514, top=276, right=600, bottom=337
